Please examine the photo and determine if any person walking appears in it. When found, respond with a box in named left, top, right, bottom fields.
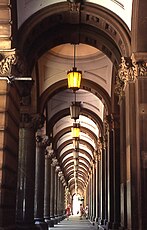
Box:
left=79, top=204, right=84, bottom=220
left=66, top=204, right=71, bottom=220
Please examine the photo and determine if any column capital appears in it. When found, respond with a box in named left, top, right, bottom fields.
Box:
left=115, top=55, right=147, bottom=96
left=115, top=56, right=135, bottom=96
left=20, top=113, right=45, bottom=131
left=51, top=157, right=58, bottom=167
left=0, top=49, right=17, bottom=76
left=45, top=143, right=54, bottom=158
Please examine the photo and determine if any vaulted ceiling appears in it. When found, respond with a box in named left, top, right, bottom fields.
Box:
left=16, top=0, right=131, bottom=195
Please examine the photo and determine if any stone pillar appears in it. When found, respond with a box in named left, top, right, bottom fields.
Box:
left=50, top=157, right=58, bottom=226
left=16, top=114, right=42, bottom=229
left=128, top=54, right=147, bottom=230
left=54, top=165, right=60, bottom=224
left=90, top=170, right=93, bottom=220
left=95, top=153, right=100, bottom=223
left=0, top=48, right=19, bottom=229
left=107, top=114, right=115, bottom=229
left=57, top=175, right=61, bottom=218
left=92, top=161, right=96, bottom=221
left=112, top=115, right=120, bottom=229
left=119, top=95, right=127, bottom=230
left=57, top=171, right=66, bottom=221
left=88, top=175, right=91, bottom=218
left=44, top=144, right=54, bottom=226
left=34, top=131, right=48, bottom=230
left=115, top=55, right=147, bottom=229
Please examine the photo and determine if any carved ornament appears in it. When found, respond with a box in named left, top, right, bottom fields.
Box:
left=115, top=55, right=147, bottom=96
left=46, top=143, right=54, bottom=158
left=51, top=157, right=58, bottom=167
left=0, top=49, right=17, bottom=76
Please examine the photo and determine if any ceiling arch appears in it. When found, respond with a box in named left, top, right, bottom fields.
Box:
left=17, top=1, right=131, bottom=72
left=15, top=0, right=132, bottom=197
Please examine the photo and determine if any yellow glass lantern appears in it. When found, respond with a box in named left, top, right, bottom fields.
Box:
left=71, top=123, right=80, bottom=139
left=67, top=67, right=82, bottom=91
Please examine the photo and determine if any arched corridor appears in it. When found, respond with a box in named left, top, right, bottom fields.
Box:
left=0, top=1, right=147, bottom=230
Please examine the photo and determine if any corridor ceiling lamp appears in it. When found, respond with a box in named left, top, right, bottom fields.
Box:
left=67, top=44, right=82, bottom=91
left=73, top=150, right=79, bottom=159
left=71, top=122, right=80, bottom=139
left=73, top=138, right=79, bottom=150
left=70, top=101, right=81, bottom=121
left=74, top=158, right=79, bottom=166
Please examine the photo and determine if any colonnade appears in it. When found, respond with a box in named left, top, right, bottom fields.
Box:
left=16, top=123, right=67, bottom=229
left=85, top=115, right=120, bottom=230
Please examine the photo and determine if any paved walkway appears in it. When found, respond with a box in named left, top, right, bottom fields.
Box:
left=49, top=215, right=97, bottom=230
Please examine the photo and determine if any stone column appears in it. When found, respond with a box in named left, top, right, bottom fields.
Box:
left=44, top=144, right=54, bottom=226
left=106, top=114, right=115, bottom=229
left=112, top=115, right=120, bottom=229
left=0, top=50, right=19, bottom=229
left=119, top=95, right=127, bottom=230
left=92, top=161, right=96, bottom=222
left=34, top=131, right=48, bottom=230
left=95, top=153, right=99, bottom=223
left=90, top=168, right=93, bottom=221
left=50, top=157, right=58, bottom=226
left=16, top=114, right=44, bottom=229
left=54, top=165, right=60, bottom=224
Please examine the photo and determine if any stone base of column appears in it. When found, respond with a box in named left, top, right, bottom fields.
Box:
left=118, top=226, right=125, bottom=230
left=34, top=219, right=48, bottom=230
left=16, top=223, right=39, bottom=230
left=54, top=216, right=59, bottom=224
left=112, top=222, right=120, bottom=230
left=46, top=218, right=54, bottom=227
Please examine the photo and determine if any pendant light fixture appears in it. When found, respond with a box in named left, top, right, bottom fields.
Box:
left=67, top=44, right=82, bottom=91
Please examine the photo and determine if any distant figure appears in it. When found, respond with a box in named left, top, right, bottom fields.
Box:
left=80, top=204, right=84, bottom=219
left=85, top=204, right=88, bottom=219
left=66, top=204, right=71, bottom=220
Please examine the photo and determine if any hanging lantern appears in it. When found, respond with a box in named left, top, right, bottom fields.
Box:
left=67, top=67, right=82, bottom=91
left=70, top=101, right=81, bottom=120
left=74, top=158, right=79, bottom=166
left=71, top=123, right=80, bottom=139
left=73, top=138, right=79, bottom=149
left=67, top=45, right=82, bottom=91
left=73, top=150, right=79, bottom=159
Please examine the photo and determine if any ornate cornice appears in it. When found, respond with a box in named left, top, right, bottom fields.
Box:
left=115, top=55, right=147, bottom=96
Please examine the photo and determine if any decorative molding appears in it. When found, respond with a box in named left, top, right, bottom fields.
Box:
left=115, top=55, right=147, bottom=96
left=51, top=157, right=58, bottom=167
left=20, top=113, right=45, bottom=130
left=0, top=49, right=17, bottom=76
left=46, top=143, right=54, bottom=158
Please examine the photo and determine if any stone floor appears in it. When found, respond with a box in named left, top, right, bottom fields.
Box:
left=49, top=215, right=97, bottom=230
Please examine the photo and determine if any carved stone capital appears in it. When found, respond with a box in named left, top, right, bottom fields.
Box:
left=115, top=55, right=147, bottom=96
left=0, top=49, right=30, bottom=78
left=46, top=143, right=54, bottom=158
left=51, top=157, right=58, bottom=167
left=0, top=49, right=17, bottom=76
left=106, top=114, right=114, bottom=130
left=131, top=53, right=147, bottom=77
left=36, top=133, right=49, bottom=148
left=56, top=165, right=61, bottom=173
left=20, top=113, right=45, bottom=131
